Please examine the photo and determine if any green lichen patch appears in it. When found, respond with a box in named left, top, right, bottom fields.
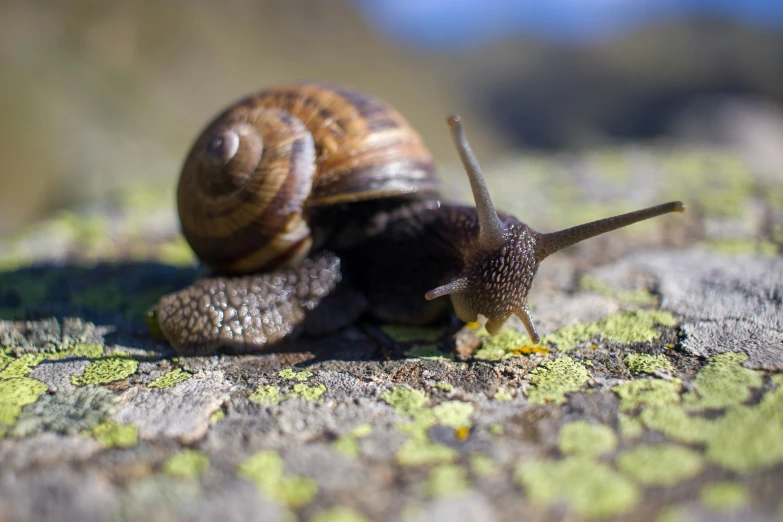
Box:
left=579, top=274, right=658, bottom=306
left=639, top=399, right=716, bottom=444
left=380, top=324, right=445, bottom=343
left=237, top=450, right=317, bottom=508
left=311, top=507, right=369, bottom=522
left=656, top=506, right=688, bottom=522
left=0, top=354, right=41, bottom=378
left=0, top=376, right=47, bottom=425
left=475, top=328, right=540, bottom=361
left=682, top=352, right=763, bottom=410
left=332, top=424, right=373, bottom=459
left=493, top=389, right=512, bottom=401
left=662, top=150, right=753, bottom=219
left=250, top=382, right=327, bottom=405
left=403, top=344, right=447, bottom=359
left=434, top=381, right=453, bottom=392
left=381, top=387, right=429, bottom=417
left=542, top=310, right=677, bottom=351
left=423, top=465, right=469, bottom=497
left=558, top=421, right=617, bottom=457
left=90, top=421, right=138, bottom=448
left=613, top=378, right=683, bottom=412
left=618, top=414, right=644, bottom=439
left=431, top=401, right=474, bottom=429
left=526, top=356, right=591, bottom=405
left=624, top=353, right=673, bottom=376
left=705, top=380, right=783, bottom=472
left=616, top=444, right=703, bottom=486
left=470, top=454, right=501, bottom=476
left=278, top=369, right=312, bottom=382
left=10, top=385, right=118, bottom=437
left=700, top=482, right=748, bottom=512
left=289, top=383, right=326, bottom=401
left=163, top=449, right=210, bottom=478
left=516, top=457, right=639, bottom=519
left=209, top=410, right=225, bottom=423
left=249, top=385, right=283, bottom=405
left=71, top=352, right=138, bottom=386
left=148, top=368, right=192, bottom=389
left=396, top=439, right=458, bottom=466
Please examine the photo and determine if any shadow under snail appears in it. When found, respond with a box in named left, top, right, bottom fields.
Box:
left=149, top=83, right=684, bottom=355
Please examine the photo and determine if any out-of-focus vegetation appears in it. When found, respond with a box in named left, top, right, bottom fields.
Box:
left=0, top=0, right=782, bottom=235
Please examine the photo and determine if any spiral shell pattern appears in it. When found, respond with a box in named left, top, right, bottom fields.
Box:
left=177, top=83, right=438, bottom=274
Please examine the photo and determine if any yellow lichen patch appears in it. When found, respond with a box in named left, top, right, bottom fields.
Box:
left=511, top=345, right=549, bottom=356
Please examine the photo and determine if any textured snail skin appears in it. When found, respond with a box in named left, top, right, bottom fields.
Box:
left=155, top=252, right=343, bottom=352
left=153, top=83, right=684, bottom=354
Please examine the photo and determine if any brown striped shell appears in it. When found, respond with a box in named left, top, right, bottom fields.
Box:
left=177, top=83, right=439, bottom=275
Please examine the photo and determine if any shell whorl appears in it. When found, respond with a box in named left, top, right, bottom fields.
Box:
left=177, top=83, right=439, bottom=275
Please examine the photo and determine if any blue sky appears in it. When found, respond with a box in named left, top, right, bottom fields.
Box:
left=352, top=0, right=783, bottom=48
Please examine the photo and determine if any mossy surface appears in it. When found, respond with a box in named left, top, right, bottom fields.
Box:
left=163, top=449, right=210, bottom=478
left=616, top=444, right=703, bottom=486
left=237, top=450, right=317, bottom=508
left=527, top=356, right=591, bottom=404
left=516, top=457, right=639, bottom=519
left=558, top=421, right=617, bottom=457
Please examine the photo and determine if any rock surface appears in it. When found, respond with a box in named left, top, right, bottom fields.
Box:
left=0, top=147, right=781, bottom=522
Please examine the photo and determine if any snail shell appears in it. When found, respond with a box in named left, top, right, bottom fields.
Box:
left=177, top=83, right=439, bottom=274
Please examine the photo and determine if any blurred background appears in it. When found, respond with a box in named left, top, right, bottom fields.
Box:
left=1, top=0, right=782, bottom=241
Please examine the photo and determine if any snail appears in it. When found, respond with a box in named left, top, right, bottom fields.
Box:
left=150, top=83, right=684, bottom=355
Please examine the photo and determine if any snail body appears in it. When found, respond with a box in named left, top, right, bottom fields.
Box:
left=153, top=83, right=684, bottom=354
